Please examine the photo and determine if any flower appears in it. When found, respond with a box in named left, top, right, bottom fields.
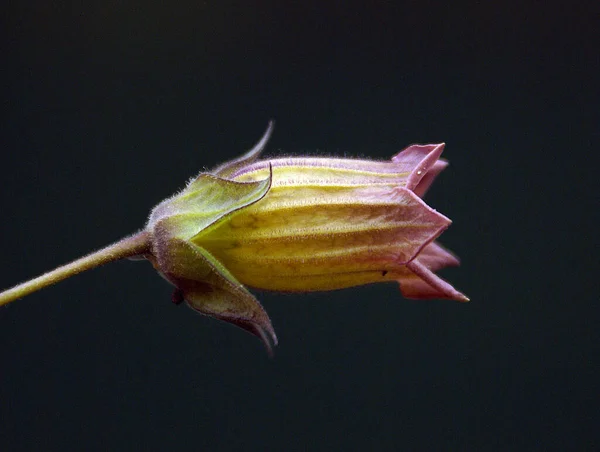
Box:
left=146, top=122, right=467, bottom=353
left=0, top=122, right=466, bottom=354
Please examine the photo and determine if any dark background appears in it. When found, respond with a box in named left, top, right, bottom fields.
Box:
left=1, top=1, right=597, bottom=450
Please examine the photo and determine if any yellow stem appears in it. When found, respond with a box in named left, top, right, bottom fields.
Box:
left=0, top=231, right=151, bottom=307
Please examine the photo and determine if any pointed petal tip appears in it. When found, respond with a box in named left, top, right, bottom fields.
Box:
left=392, top=142, right=445, bottom=162
left=404, top=143, right=447, bottom=191
left=400, top=260, right=468, bottom=302
left=391, top=143, right=447, bottom=192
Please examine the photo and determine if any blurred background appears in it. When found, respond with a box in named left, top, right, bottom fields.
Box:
left=1, top=1, right=597, bottom=450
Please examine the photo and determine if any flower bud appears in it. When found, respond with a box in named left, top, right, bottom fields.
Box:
left=145, top=123, right=467, bottom=352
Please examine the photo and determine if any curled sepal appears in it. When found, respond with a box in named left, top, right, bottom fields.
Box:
left=183, top=280, right=277, bottom=355
left=154, top=237, right=277, bottom=353
left=211, top=121, right=275, bottom=178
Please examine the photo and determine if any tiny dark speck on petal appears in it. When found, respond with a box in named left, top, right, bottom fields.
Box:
left=382, top=270, right=388, bottom=277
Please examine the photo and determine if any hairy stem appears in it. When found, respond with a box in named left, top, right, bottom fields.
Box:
left=0, top=231, right=151, bottom=307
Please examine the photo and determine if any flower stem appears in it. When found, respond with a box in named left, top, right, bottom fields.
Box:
left=0, top=231, right=151, bottom=307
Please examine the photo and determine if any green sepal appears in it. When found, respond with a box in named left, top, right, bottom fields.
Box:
left=148, top=171, right=271, bottom=241
left=147, top=171, right=275, bottom=352
left=154, top=237, right=277, bottom=353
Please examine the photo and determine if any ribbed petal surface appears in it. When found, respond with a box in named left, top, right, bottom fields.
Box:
left=194, top=150, right=455, bottom=294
